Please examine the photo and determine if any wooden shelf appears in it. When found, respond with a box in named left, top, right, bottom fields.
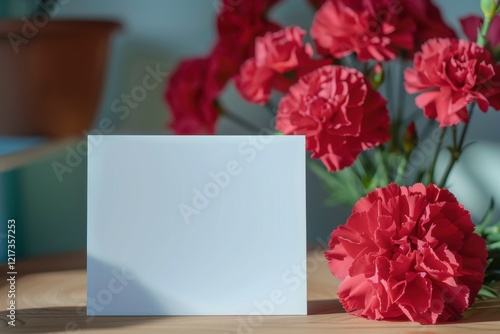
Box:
left=0, top=137, right=80, bottom=173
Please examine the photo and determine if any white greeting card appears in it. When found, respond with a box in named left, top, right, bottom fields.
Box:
left=87, top=135, right=307, bottom=316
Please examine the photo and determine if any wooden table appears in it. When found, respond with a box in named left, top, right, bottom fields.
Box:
left=1, top=250, right=500, bottom=333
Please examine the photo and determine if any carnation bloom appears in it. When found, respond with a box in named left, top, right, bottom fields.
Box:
left=205, top=41, right=244, bottom=98
left=276, top=65, right=390, bottom=171
left=311, top=0, right=416, bottom=61
left=213, top=0, right=282, bottom=90
left=217, top=0, right=281, bottom=41
left=400, top=0, right=456, bottom=56
left=218, top=0, right=281, bottom=14
left=216, top=0, right=281, bottom=67
left=405, top=38, right=500, bottom=128
left=308, top=0, right=327, bottom=10
left=236, top=26, right=330, bottom=104
left=165, top=58, right=219, bottom=134
left=166, top=1, right=283, bottom=134
left=325, top=183, right=488, bottom=324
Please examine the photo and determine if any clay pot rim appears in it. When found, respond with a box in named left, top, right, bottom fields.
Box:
left=0, top=19, right=122, bottom=35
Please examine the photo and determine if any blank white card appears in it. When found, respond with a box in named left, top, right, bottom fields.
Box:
left=87, top=135, right=306, bottom=316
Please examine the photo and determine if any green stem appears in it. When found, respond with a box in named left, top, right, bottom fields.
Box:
left=459, top=108, right=475, bottom=149
left=438, top=125, right=459, bottom=188
left=376, top=146, right=391, bottom=182
left=385, top=63, right=394, bottom=113
left=439, top=160, right=456, bottom=188
left=420, top=118, right=436, bottom=139
left=438, top=105, right=476, bottom=188
left=396, top=59, right=406, bottom=121
left=452, top=125, right=458, bottom=148
left=438, top=156, right=456, bottom=189
left=395, top=153, right=409, bottom=185
left=478, top=15, right=494, bottom=47
left=223, top=111, right=261, bottom=133
left=429, top=128, right=447, bottom=184
left=390, top=117, right=402, bottom=152
left=388, top=60, right=408, bottom=153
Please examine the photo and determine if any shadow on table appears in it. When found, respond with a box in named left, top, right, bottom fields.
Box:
left=458, top=298, right=500, bottom=324
left=0, top=301, right=347, bottom=332
left=307, top=297, right=500, bottom=323
left=0, top=256, right=167, bottom=332
left=0, top=306, right=163, bottom=333
left=308, top=299, right=345, bottom=315
left=0, top=251, right=87, bottom=289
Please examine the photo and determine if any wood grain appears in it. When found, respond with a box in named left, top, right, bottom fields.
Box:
left=1, top=250, right=500, bottom=333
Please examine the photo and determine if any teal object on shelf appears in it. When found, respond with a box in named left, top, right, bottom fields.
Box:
left=0, top=175, right=6, bottom=263
left=0, top=138, right=43, bottom=264
left=0, top=170, right=22, bottom=264
left=0, top=137, right=45, bottom=156
left=0, top=138, right=87, bottom=264
left=0, top=0, right=38, bottom=18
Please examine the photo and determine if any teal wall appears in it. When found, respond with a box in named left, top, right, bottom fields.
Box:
left=0, top=0, right=37, bottom=18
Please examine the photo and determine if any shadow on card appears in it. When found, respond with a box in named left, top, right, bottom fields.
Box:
left=307, top=299, right=345, bottom=315
left=87, top=255, right=165, bottom=316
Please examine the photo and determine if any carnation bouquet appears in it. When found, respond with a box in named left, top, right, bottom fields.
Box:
left=165, top=0, right=500, bottom=324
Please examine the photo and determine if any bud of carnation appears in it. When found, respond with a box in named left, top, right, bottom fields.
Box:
left=403, top=122, right=418, bottom=154
left=368, top=64, right=384, bottom=90
left=481, top=0, right=499, bottom=18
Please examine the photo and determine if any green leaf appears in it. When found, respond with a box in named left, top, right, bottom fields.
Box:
left=487, top=240, right=500, bottom=251
left=415, top=168, right=427, bottom=184
left=478, top=285, right=499, bottom=299
left=494, top=46, right=500, bottom=62
left=485, top=224, right=500, bottom=241
left=307, top=158, right=365, bottom=206
left=461, top=141, right=476, bottom=152
left=476, top=198, right=495, bottom=236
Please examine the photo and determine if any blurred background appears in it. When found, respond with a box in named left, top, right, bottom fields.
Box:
left=1, top=0, right=499, bottom=263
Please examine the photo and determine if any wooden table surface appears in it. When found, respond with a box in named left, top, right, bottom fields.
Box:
left=1, top=249, right=500, bottom=333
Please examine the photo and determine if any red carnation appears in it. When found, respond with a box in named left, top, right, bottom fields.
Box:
left=166, top=1, right=283, bottom=134
left=216, top=0, right=281, bottom=77
left=165, top=58, right=219, bottom=134
left=325, top=183, right=488, bottom=324
left=205, top=41, right=243, bottom=98
left=217, top=0, right=281, bottom=15
left=307, top=0, right=327, bottom=10
left=276, top=65, right=390, bottom=171
left=400, top=0, right=456, bottom=56
left=236, top=26, right=330, bottom=104
left=405, top=38, right=500, bottom=128
left=311, top=0, right=415, bottom=61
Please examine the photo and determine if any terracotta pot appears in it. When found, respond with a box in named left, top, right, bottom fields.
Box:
left=0, top=20, right=121, bottom=138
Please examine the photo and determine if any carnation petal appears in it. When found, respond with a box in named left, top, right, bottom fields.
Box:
left=235, top=58, right=274, bottom=104
left=337, top=274, right=375, bottom=313
left=395, top=272, right=432, bottom=319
